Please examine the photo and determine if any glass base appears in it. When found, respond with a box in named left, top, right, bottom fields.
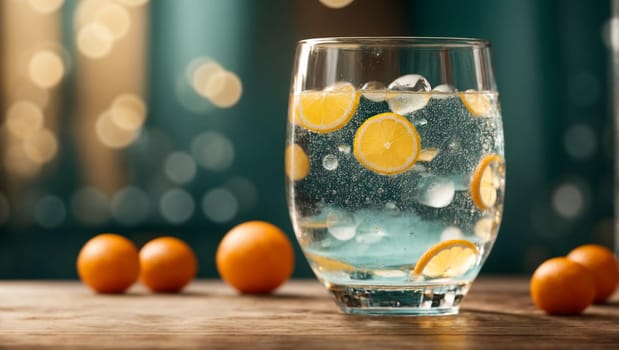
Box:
left=326, top=281, right=471, bottom=316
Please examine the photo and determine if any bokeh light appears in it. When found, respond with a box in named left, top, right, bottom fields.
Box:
left=70, top=187, right=110, bottom=225
left=5, top=101, right=44, bottom=140
left=175, top=74, right=215, bottom=113
left=3, top=143, right=41, bottom=177
left=77, top=22, right=114, bottom=59
left=28, top=0, right=64, bottom=14
left=552, top=182, right=586, bottom=219
left=201, top=187, right=238, bottom=223
left=203, top=70, right=243, bottom=108
left=319, top=0, right=355, bottom=9
left=190, top=59, right=224, bottom=98
left=28, top=49, right=65, bottom=89
left=96, top=111, right=141, bottom=149
left=109, top=93, right=147, bottom=131
left=164, top=152, right=197, bottom=185
left=225, top=176, right=258, bottom=212
left=186, top=57, right=242, bottom=108
left=564, top=123, right=596, bottom=160
left=34, top=195, right=66, bottom=229
left=22, top=128, right=59, bottom=164
left=94, top=2, right=132, bottom=40
left=160, top=188, right=194, bottom=224
left=111, top=186, right=151, bottom=225
left=191, top=131, right=235, bottom=171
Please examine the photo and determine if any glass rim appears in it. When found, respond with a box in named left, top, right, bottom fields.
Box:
left=298, top=36, right=490, bottom=48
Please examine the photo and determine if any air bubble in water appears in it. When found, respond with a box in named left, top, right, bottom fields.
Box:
left=417, top=176, right=455, bottom=208
left=361, top=81, right=387, bottom=102
left=414, top=118, right=428, bottom=126
left=322, top=154, right=339, bottom=170
left=387, top=74, right=431, bottom=115
left=441, top=226, right=464, bottom=241
left=338, top=144, right=351, bottom=154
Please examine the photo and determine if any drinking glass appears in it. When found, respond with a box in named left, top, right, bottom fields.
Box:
left=285, top=37, right=505, bottom=315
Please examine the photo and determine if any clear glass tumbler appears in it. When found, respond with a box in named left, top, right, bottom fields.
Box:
left=286, top=37, right=505, bottom=315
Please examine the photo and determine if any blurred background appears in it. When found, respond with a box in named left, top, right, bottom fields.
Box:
left=0, top=0, right=614, bottom=278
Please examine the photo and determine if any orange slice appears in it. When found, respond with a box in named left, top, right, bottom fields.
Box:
left=470, top=154, right=504, bottom=210
left=414, top=239, right=479, bottom=278
left=353, top=112, right=420, bottom=175
left=297, top=82, right=360, bottom=133
left=305, top=252, right=355, bottom=272
left=285, top=144, right=310, bottom=181
left=460, top=90, right=492, bottom=117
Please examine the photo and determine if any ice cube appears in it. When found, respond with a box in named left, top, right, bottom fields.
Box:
left=387, top=74, right=431, bottom=115
left=322, top=154, right=338, bottom=170
left=389, top=74, right=431, bottom=91
left=338, top=144, right=351, bottom=154
left=432, top=84, right=457, bottom=99
left=417, top=176, right=455, bottom=208
left=361, top=81, right=387, bottom=102
left=326, top=211, right=357, bottom=241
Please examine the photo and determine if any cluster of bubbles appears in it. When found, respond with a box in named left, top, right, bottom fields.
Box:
left=75, top=0, right=149, bottom=59
left=95, top=93, right=147, bottom=149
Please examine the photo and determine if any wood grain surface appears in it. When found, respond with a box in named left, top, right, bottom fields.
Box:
left=1, top=278, right=618, bottom=349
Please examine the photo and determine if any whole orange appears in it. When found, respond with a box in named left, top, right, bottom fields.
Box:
left=77, top=233, right=140, bottom=294
left=530, top=257, right=595, bottom=315
left=139, top=236, right=198, bottom=293
left=216, top=221, right=295, bottom=294
left=567, top=244, right=619, bottom=303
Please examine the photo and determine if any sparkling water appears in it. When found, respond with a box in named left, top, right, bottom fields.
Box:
left=287, top=88, right=505, bottom=297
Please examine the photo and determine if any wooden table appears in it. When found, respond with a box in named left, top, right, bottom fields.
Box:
left=1, top=278, right=618, bottom=349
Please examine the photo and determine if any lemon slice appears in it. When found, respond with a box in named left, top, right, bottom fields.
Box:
left=414, top=239, right=479, bottom=278
left=460, top=90, right=492, bottom=117
left=470, top=154, right=504, bottom=210
left=305, top=252, right=355, bottom=272
left=353, top=112, right=420, bottom=175
left=285, top=144, right=310, bottom=181
left=297, top=82, right=360, bottom=133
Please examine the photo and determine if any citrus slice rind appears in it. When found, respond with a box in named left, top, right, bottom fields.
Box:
left=470, top=154, right=504, bottom=210
left=353, top=112, right=420, bottom=175
left=305, top=252, right=355, bottom=272
left=297, top=82, right=360, bottom=133
left=285, top=144, right=310, bottom=181
left=460, top=90, right=492, bottom=117
left=413, top=239, right=479, bottom=278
